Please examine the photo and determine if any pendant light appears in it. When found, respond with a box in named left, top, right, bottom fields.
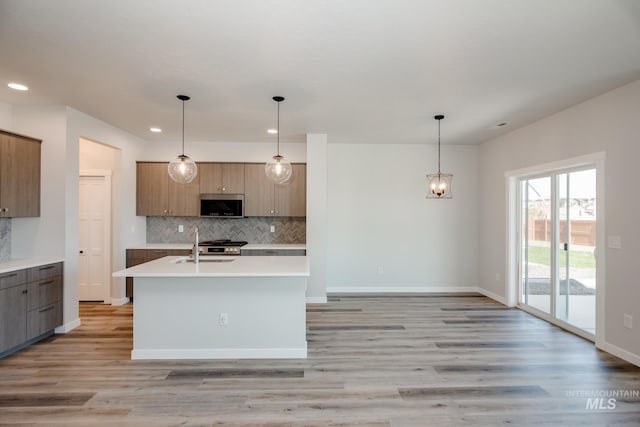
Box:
left=265, top=96, right=292, bottom=184
left=168, top=95, right=198, bottom=184
left=426, top=114, right=453, bottom=199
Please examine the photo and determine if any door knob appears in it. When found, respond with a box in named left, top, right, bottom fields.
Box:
left=79, top=250, right=84, bottom=254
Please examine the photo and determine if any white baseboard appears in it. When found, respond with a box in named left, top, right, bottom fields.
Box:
left=326, top=286, right=481, bottom=294
left=131, top=345, right=307, bottom=360
left=111, top=297, right=130, bottom=306
left=54, top=318, right=81, bottom=334
left=598, top=341, right=640, bottom=368
left=476, top=288, right=508, bottom=305
left=306, top=296, right=327, bottom=304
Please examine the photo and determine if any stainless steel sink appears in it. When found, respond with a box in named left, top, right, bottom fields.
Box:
left=173, top=256, right=236, bottom=264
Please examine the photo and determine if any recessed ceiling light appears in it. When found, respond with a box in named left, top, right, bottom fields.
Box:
left=8, top=82, right=28, bottom=91
left=150, top=127, right=162, bottom=133
left=267, top=129, right=278, bottom=134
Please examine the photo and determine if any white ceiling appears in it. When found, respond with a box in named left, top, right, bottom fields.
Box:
left=1, top=0, right=639, bottom=145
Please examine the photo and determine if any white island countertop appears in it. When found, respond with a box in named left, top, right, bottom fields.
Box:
left=113, top=255, right=309, bottom=278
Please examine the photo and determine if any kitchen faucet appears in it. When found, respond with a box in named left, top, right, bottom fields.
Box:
left=193, top=226, right=199, bottom=264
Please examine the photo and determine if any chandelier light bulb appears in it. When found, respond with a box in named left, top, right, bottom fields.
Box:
left=168, top=95, right=198, bottom=184
left=265, top=96, right=292, bottom=184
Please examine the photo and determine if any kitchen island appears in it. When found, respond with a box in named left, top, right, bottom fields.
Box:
left=113, top=255, right=309, bottom=360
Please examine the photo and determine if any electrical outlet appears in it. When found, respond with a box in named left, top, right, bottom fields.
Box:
left=624, top=314, right=633, bottom=329
left=219, top=313, right=229, bottom=326
left=178, top=224, right=184, bottom=233
left=270, top=225, right=275, bottom=233
left=495, top=273, right=501, bottom=282
left=378, top=266, right=384, bottom=275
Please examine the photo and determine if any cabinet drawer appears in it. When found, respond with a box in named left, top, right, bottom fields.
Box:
left=0, top=270, right=27, bottom=291
left=26, top=263, right=62, bottom=282
left=27, top=276, right=62, bottom=310
left=27, top=302, right=61, bottom=340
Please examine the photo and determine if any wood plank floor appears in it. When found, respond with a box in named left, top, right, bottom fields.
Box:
left=1, top=295, right=639, bottom=426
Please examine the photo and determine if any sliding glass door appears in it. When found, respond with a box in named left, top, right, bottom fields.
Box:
left=519, top=168, right=596, bottom=335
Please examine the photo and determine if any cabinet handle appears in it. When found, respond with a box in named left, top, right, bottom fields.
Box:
left=222, top=187, right=226, bottom=191
left=39, top=280, right=55, bottom=286
left=39, top=266, right=55, bottom=271
left=163, top=209, right=168, bottom=214
left=39, top=306, right=55, bottom=313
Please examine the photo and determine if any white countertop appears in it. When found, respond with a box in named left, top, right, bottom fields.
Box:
left=127, top=243, right=306, bottom=251
left=113, top=255, right=309, bottom=278
left=0, top=257, right=65, bottom=274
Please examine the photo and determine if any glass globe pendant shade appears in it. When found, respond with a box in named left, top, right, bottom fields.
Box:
left=265, top=155, right=292, bottom=185
left=168, top=154, right=198, bottom=184
left=426, top=172, right=453, bottom=199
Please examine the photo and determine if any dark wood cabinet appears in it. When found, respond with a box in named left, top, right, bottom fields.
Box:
left=0, top=262, right=63, bottom=357
left=241, top=249, right=306, bottom=256
left=0, top=130, right=41, bottom=217
left=125, top=249, right=191, bottom=298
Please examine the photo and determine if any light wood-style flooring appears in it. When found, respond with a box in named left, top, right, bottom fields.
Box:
left=1, top=294, right=639, bottom=426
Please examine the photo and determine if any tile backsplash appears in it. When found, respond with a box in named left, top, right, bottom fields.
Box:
left=147, top=216, right=306, bottom=244
left=0, top=218, right=10, bottom=261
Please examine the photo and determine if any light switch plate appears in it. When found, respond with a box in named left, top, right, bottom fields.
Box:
left=607, top=235, right=622, bottom=249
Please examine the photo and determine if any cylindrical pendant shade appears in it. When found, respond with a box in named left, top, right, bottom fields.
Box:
left=265, top=155, right=292, bottom=184
left=168, top=154, right=198, bottom=184
left=426, top=172, right=453, bottom=199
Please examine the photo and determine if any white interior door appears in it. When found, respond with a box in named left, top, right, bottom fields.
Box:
left=79, top=175, right=110, bottom=302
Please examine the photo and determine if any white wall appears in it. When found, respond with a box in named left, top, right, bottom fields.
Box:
left=478, top=79, right=640, bottom=364
left=326, top=143, right=479, bottom=291
left=139, top=140, right=306, bottom=163
left=68, top=108, right=147, bottom=307
left=8, top=104, right=147, bottom=328
left=0, top=101, right=12, bottom=128
left=306, top=134, right=328, bottom=302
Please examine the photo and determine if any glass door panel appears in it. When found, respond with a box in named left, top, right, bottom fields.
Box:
left=555, top=169, right=596, bottom=333
left=521, top=176, right=551, bottom=314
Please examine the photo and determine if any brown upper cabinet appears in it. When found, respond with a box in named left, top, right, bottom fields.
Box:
left=136, top=161, right=306, bottom=218
left=199, top=163, right=245, bottom=194
left=136, top=162, right=199, bottom=216
left=0, top=130, right=41, bottom=218
left=244, top=163, right=306, bottom=217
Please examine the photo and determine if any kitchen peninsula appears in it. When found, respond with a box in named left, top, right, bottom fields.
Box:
left=113, top=255, right=309, bottom=360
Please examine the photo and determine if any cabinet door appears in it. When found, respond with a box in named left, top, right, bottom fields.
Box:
left=244, top=163, right=275, bottom=216
left=0, top=133, right=41, bottom=217
left=27, top=302, right=61, bottom=340
left=168, top=175, right=199, bottom=216
left=198, top=163, right=223, bottom=194
left=221, top=163, right=245, bottom=193
left=136, top=163, right=169, bottom=216
left=199, top=163, right=245, bottom=194
left=0, top=284, right=27, bottom=352
left=275, top=164, right=306, bottom=217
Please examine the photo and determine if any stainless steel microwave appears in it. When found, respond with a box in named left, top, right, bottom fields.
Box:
left=199, top=194, right=244, bottom=218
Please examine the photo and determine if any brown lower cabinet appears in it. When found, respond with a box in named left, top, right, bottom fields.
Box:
left=126, top=249, right=191, bottom=298
left=0, top=262, right=63, bottom=356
